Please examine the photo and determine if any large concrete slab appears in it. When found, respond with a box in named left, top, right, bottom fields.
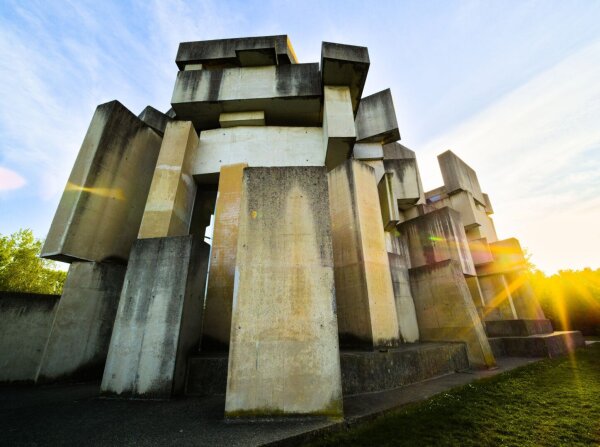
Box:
left=202, top=163, right=247, bottom=350
left=226, top=167, right=342, bottom=418
left=101, top=236, right=209, bottom=398
left=42, top=100, right=162, bottom=263
left=408, top=260, right=496, bottom=368
left=0, top=293, right=59, bottom=382
left=437, top=150, right=485, bottom=205
left=490, top=331, right=585, bottom=358
left=355, top=89, right=400, bottom=144
left=328, top=160, right=400, bottom=348
left=36, top=262, right=126, bottom=382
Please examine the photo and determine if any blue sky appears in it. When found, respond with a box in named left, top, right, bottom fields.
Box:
left=0, top=0, right=599, bottom=273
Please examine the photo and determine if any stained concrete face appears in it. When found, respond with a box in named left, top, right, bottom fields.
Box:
left=438, top=150, right=485, bottom=206
left=388, top=250, right=420, bottom=343
left=202, top=163, right=247, bottom=350
left=504, top=270, right=545, bottom=320
left=226, top=167, right=342, bottom=418
left=382, top=142, right=416, bottom=160
left=408, top=260, right=496, bottom=368
left=219, top=111, right=265, bottom=127
left=323, top=85, right=356, bottom=170
left=36, top=262, right=126, bottom=382
left=328, top=160, right=400, bottom=348
left=353, top=143, right=383, bottom=161
left=383, top=159, right=421, bottom=210
left=378, top=173, right=401, bottom=230
left=478, top=274, right=518, bottom=321
left=101, top=236, right=209, bottom=398
left=138, top=106, right=172, bottom=136
left=355, top=89, right=400, bottom=144
left=138, top=121, right=198, bottom=238
left=42, top=101, right=162, bottom=263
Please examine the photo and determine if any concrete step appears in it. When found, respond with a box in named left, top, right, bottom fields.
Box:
left=485, top=319, right=553, bottom=337
left=489, top=330, right=585, bottom=358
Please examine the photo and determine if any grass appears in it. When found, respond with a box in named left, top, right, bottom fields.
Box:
left=311, top=344, right=600, bottom=447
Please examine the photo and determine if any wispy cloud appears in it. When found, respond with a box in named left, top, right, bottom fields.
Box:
left=0, top=166, right=26, bottom=191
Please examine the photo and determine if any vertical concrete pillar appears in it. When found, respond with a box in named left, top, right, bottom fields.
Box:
left=327, top=160, right=400, bottom=348
left=323, top=86, right=356, bottom=170
left=505, top=270, right=545, bottom=320
left=138, top=121, right=198, bottom=239
left=465, top=276, right=486, bottom=322
left=225, top=167, right=342, bottom=418
left=202, top=163, right=247, bottom=350
left=36, top=262, right=126, bottom=382
left=101, top=236, right=209, bottom=398
left=478, top=274, right=517, bottom=321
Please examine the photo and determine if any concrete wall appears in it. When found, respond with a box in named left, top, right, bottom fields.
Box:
left=42, top=100, right=162, bottom=263
left=409, top=260, right=496, bottom=368
left=101, top=236, right=209, bottom=398
left=322, top=85, right=356, bottom=170
left=0, top=293, right=60, bottom=382
left=202, top=163, right=247, bottom=350
left=327, top=160, right=400, bottom=348
left=36, top=262, right=126, bottom=382
left=138, top=121, right=198, bottom=238
left=225, top=167, right=342, bottom=418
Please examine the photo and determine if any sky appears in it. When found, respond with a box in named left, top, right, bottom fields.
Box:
left=0, top=0, right=599, bottom=274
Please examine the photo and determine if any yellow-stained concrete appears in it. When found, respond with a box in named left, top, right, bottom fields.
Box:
left=328, top=160, right=400, bottom=348
left=138, top=121, right=198, bottom=239
left=377, top=173, right=400, bottom=231
left=478, top=274, right=517, bottom=321
left=202, top=163, right=247, bottom=349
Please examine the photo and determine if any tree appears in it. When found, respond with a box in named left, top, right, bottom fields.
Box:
left=0, top=229, right=67, bottom=295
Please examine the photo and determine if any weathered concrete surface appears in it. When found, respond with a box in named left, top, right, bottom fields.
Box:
left=226, top=167, right=342, bottom=418
left=328, top=160, right=400, bottom=348
left=321, top=42, right=370, bottom=114
left=399, top=207, right=476, bottom=276
left=382, top=142, right=416, bottom=160
left=485, top=319, right=553, bottom=337
left=191, top=126, right=325, bottom=183
left=477, top=273, right=517, bottom=321
left=408, top=260, right=496, bottom=368
left=355, top=89, right=400, bottom=144
left=36, top=262, right=126, bottom=383
left=101, top=236, right=209, bottom=398
left=378, top=173, right=401, bottom=230
left=353, top=143, right=383, bottom=160
left=323, top=85, right=356, bottom=170
left=438, top=150, right=485, bottom=205
left=490, top=331, right=585, bottom=358
left=186, top=353, right=228, bottom=396
left=138, top=121, right=198, bottom=239
left=219, top=111, right=265, bottom=127
left=171, top=64, right=321, bottom=129
left=0, top=293, right=59, bottom=382
left=138, top=106, right=172, bottom=136
left=340, top=342, right=469, bottom=395
left=505, top=270, right=546, bottom=320
left=42, top=100, right=162, bottom=263
left=383, top=158, right=421, bottom=209
left=469, top=237, right=494, bottom=265
left=176, top=35, right=297, bottom=69
left=465, top=276, right=486, bottom=321
left=202, top=163, right=247, bottom=350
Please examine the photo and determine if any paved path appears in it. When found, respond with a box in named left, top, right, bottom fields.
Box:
left=0, top=357, right=540, bottom=447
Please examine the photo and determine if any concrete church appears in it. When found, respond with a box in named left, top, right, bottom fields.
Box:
left=1, top=35, right=585, bottom=419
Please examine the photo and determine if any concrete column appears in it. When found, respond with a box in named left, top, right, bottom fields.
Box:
left=225, top=167, right=342, bottom=418
left=138, top=121, right=198, bottom=239
left=409, top=260, right=496, bottom=368
left=327, top=160, right=400, bottom=348
left=202, top=163, right=247, bottom=350
left=323, top=85, right=356, bottom=170
left=505, top=270, right=546, bottom=320
left=465, top=276, right=486, bottom=322
left=101, top=236, right=209, bottom=398
left=36, top=262, right=126, bottom=382
left=478, top=274, right=518, bottom=321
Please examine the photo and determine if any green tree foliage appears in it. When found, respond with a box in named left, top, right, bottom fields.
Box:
left=0, top=229, right=67, bottom=295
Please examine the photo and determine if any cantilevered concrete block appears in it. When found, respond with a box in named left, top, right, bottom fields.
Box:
left=171, top=64, right=321, bottom=129
left=355, top=89, right=400, bottom=144
left=176, top=35, right=297, bottom=69
left=353, top=143, right=383, bottom=160
left=138, top=106, right=172, bottom=136
left=202, top=163, right=247, bottom=350
left=409, top=260, right=496, bottom=368
left=328, top=160, right=400, bottom=348
left=36, top=262, right=126, bottom=382
left=398, top=207, right=476, bottom=276
left=219, top=111, right=265, bottom=127
left=138, top=121, right=198, bottom=239
left=101, top=236, right=209, bottom=398
left=383, top=142, right=416, bottom=160
left=226, top=167, right=342, bottom=418
left=42, top=101, right=162, bottom=263
left=438, top=150, right=485, bottom=205
left=383, top=159, right=421, bottom=210
left=321, top=42, right=370, bottom=114
left=323, top=85, right=356, bottom=170
left=478, top=274, right=517, bottom=321
left=378, top=173, right=401, bottom=230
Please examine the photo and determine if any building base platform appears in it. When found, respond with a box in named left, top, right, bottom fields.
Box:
left=489, top=331, right=585, bottom=358
left=485, top=319, right=553, bottom=337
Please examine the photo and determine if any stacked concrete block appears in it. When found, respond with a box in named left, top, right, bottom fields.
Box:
left=323, top=85, right=356, bottom=170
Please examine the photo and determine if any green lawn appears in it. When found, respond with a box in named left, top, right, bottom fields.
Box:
left=312, top=344, right=600, bottom=447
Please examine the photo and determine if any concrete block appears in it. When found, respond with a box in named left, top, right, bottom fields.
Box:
left=0, top=293, right=59, bottom=382
left=383, top=142, right=416, bottom=160
left=398, top=207, right=476, bottom=276
left=353, top=143, right=383, bottom=160
left=225, top=167, right=342, bottom=418
left=186, top=353, right=228, bottom=396
left=469, top=237, right=494, bottom=265
left=408, top=260, right=496, bottom=368
left=176, top=35, right=297, bottom=69
left=36, top=262, right=126, bottom=382
left=355, top=89, right=400, bottom=144
left=42, top=101, right=162, bottom=263
left=328, top=160, right=400, bottom=348
left=490, top=331, right=585, bottom=358
left=321, top=42, right=370, bottom=114
left=202, top=163, right=247, bottom=350
left=438, top=150, right=485, bottom=205
left=171, top=64, right=320, bottom=130
left=478, top=274, right=517, bottom=321
left=362, top=159, right=385, bottom=183
left=388, top=252, right=420, bottom=342
left=236, top=47, right=278, bottom=67
left=323, top=86, right=356, bottom=170
left=485, top=319, right=553, bottom=337
left=504, top=270, right=546, bottom=320
left=483, top=193, right=494, bottom=214
left=219, top=111, right=265, bottom=127
left=138, top=106, right=172, bottom=136
left=138, top=121, right=198, bottom=239
left=101, top=236, right=209, bottom=398
left=383, top=159, right=421, bottom=209
left=183, top=63, right=203, bottom=71
left=378, top=173, right=401, bottom=231
left=465, top=276, right=486, bottom=322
